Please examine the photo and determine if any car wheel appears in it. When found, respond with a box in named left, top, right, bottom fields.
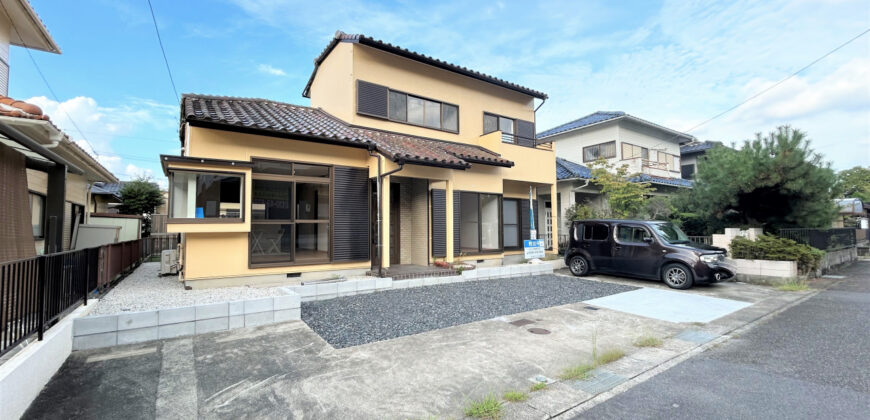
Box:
left=662, top=263, right=693, bottom=289
left=569, top=255, right=589, bottom=276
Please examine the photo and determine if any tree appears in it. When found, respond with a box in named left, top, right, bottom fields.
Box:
left=683, top=126, right=837, bottom=232
left=565, top=202, right=604, bottom=221
left=588, top=158, right=655, bottom=218
left=643, top=196, right=675, bottom=220
left=837, top=166, right=870, bottom=202
left=118, top=177, right=164, bottom=236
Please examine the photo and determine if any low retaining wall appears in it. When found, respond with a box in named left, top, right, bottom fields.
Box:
left=73, top=263, right=555, bottom=349
left=72, top=292, right=301, bottom=350
left=816, top=247, right=857, bottom=275
left=733, top=259, right=800, bottom=285
left=290, top=263, right=554, bottom=301
left=0, top=305, right=92, bottom=420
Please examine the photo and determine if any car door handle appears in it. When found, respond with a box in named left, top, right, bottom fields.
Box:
left=614, top=246, right=621, bottom=250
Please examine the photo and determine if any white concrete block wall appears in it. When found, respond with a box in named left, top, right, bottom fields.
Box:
left=72, top=291, right=301, bottom=350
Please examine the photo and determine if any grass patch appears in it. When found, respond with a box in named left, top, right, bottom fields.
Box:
left=464, top=394, right=502, bottom=419
left=633, top=335, right=663, bottom=348
left=559, top=363, right=594, bottom=380
left=529, top=382, right=547, bottom=392
left=502, top=390, right=528, bottom=402
left=594, top=348, right=625, bottom=366
left=777, top=280, right=809, bottom=292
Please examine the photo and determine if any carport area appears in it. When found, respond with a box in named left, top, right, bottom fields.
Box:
left=22, top=273, right=795, bottom=419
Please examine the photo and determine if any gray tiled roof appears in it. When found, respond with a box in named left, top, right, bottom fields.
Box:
left=181, top=94, right=513, bottom=170
left=680, top=140, right=720, bottom=155
left=538, top=111, right=625, bottom=139
left=303, top=31, right=547, bottom=100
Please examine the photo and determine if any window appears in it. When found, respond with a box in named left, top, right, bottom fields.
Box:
left=170, top=171, right=243, bottom=220
left=387, top=89, right=458, bottom=132
left=582, top=223, right=609, bottom=241
left=503, top=199, right=520, bottom=249
left=250, top=159, right=331, bottom=266
left=681, top=164, right=695, bottom=179
left=583, top=141, right=616, bottom=162
left=621, top=143, right=649, bottom=160
left=616, top=225, right=651, bottom=243
left=483, top=112, right=516, bottom=143
left=30, top=192, right=45, bottom=238
left=460, top=192, right=502, bottom=253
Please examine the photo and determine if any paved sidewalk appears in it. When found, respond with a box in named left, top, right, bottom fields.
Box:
left=23, top=273, right=809, bottom=419
left=568, top=261, right=870, bottom=419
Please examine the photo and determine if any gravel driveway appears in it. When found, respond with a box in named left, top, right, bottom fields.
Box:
left=302, top=274, right=636, bottom=348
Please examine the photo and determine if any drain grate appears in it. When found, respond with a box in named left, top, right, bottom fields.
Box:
left=674, top=329, right=718, bottom=344
left=528, top=327, right=551, bottom=335
left=509, top=319, right=535, bottom=327
left=568, top=369, right=627, bottom=394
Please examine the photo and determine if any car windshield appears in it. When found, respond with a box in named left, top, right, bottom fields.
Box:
left=651, top=222, right=691, bottom=244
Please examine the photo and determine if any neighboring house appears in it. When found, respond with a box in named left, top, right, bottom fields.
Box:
left=90, top=181, right=122, bottom=213
left=679, top=140, right=720, bottom=179
left=164, top=30, right=557, bottom=287
left=538, top=111, right=694, bottom=235
left=0, top=0, right=117, bottom=261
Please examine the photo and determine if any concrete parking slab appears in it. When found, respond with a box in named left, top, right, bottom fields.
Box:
left=584, top=287, right=753, bottom=323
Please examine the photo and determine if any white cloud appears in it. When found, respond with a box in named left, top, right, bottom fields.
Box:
left=24, top=96, right=177, bottom=184
left=228, top=0, right=870, bottom=170
left=257, top=64, right=287, bottom=76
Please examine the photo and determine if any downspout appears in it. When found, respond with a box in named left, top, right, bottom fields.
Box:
left=368, top=148, right=405, bottom=277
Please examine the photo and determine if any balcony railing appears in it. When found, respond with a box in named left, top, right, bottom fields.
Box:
left=500, top=133, right=552, bottom=150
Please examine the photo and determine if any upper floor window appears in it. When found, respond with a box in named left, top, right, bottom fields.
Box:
left=355, top=79, right=458, bottom=132
left=583, top=141, right=616, bottom=162
left=483, top=113, right=516, bottom=143
left=681, top=164, right=695, bottom=179
left=622, top=143, right=649, bottom=160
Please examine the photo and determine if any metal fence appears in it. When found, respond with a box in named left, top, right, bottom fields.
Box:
left=0, top=235, right=179, bottom=357
left=688, top=236, right=713, bottom=245
left=779, top=228, right=857, bottom=251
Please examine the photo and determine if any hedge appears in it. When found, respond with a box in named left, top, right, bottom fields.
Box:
left=730, top=235, right=825, bottom=274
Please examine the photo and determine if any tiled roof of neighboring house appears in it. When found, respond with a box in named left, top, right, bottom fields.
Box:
left=556, top=157, right=594, bottom=180
left=537, top=111, right=695, bottom=143
left=91, top=182, right=124, bottom=197
left=181, top=94, right=513, bottom=170
left=556, top=157, right=693, bottom=188
left=538, top=111, right=625, bottom=139
left=630, top=174, right=693, bottom=188
left=302, top=31, right=547, bottom=100
left=0, top=95, right=117, bottom=182
left=680, top=140, right=720, bottom=155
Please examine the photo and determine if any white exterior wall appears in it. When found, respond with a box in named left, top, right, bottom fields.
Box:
left=617, top=120, right=683, bottom=176
left=548, top=122, right=620, bottom=167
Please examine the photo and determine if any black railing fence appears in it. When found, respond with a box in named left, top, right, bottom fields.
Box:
left=0, top=235, right=179, bottom=356
left=779, top=228, right=857, bottom=251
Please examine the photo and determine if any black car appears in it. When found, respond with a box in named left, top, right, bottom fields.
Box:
left=564, top=219, right=735, bottom=289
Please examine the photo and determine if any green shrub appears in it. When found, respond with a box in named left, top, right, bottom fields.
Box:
left=729, top=235, right=825, bottom=274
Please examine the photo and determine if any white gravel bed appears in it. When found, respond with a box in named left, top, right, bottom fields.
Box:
left=88, top=262, right=289, bottom=316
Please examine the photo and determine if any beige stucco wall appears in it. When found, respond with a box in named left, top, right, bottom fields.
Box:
left=310, top=42, right=536, bottom=147
left=89, top=216, right=141, bottom=242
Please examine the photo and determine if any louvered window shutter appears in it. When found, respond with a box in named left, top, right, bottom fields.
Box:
left=357, top=80, right=389, bottom=118
left=333, top=167, right=370, bottom=261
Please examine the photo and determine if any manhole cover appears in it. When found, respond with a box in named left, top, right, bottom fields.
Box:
left=528, top=328, right=551, bottom=335
left=510, top=319, right=535, bottom=327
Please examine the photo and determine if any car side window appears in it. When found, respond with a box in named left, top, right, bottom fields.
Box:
left=584, top=223, right=609, bottom=241
left=617, top=226, right=651, bottom=244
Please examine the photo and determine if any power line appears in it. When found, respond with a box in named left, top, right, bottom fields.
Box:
left=146, top=0, right=179, bottom=103
left=0, top=1, right=102, bottom=157
left=682, top=27, right=870, bottom=136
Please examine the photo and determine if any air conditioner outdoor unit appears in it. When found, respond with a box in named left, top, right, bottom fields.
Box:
left=160, top=249, right=179, bottom=275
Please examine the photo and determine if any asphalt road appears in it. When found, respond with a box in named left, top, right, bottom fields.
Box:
left=577, top=260, right=870, bottom=419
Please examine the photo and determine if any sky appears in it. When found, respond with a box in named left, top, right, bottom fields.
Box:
left=9, top=0, right=870, bottom=188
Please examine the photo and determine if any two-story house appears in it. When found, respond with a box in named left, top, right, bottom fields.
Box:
left=679, top=140, right=721, bottom=179
left=537, top=111, right=694, bottom=236
left=164, top=31, right=556, bottom=288
left=0, top=0, right=116, bottom=261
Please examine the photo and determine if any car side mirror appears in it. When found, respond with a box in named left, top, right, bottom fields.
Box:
left=643, top=236, right=653, bottom=243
